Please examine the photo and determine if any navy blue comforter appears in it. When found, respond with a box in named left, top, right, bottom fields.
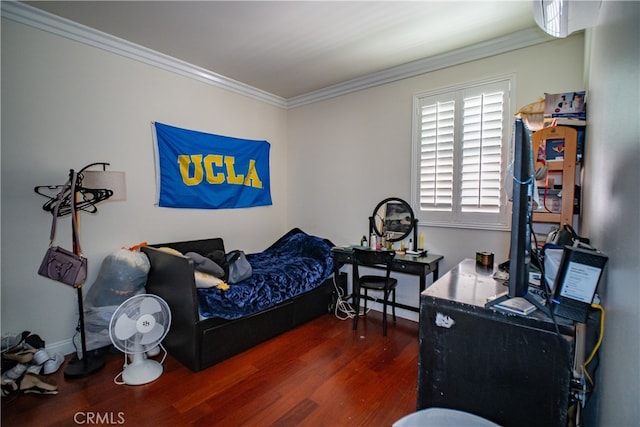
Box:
left=197, top=229, right=334, bottom=319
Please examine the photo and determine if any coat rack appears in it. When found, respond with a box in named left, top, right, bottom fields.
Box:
left=35, top=162, right=126, bottom=378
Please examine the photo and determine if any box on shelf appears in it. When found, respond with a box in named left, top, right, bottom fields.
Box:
left=535, top=189, right=562, bottom=213
left=544, top=91, right=586, bottom=120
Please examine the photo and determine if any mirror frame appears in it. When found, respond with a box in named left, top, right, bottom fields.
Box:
left=370, top=197, right=416, bottom=244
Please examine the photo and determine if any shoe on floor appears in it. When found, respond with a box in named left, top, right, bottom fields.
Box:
left=1, top=378, right=19, bottom=398
left=1, top=331, right=30, bottom=353
left=24, top=334, right=45, bottom=351
left=26, top=364, right=42, bottom=376
left=43, top=353, right=65, bottom=375
left=2, top=347, right=35, bottom=364
left=32, top=348, right=51, bottom=366
left=19, top=373, right=58, bottom=395
left=1, top=363, right=26, bottom=381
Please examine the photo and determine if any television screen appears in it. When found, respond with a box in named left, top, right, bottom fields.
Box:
left=509, top=118, right=533, bottom=298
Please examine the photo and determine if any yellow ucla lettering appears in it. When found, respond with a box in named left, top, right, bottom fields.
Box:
left=224, top=156, right=244, bottom=185
left=178, top=154, right=204, bottom=186
left=203, top=154, right=225, bottom=184
left=244, top=159, right=263, bottom=189
left=177, top=154, right=262, bottom=188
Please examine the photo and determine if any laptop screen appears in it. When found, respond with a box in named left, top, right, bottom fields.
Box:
left=551, top=246, right=608, bottom=322
left=558, top=261, right=602, bottom=303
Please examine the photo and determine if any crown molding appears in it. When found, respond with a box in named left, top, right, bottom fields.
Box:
left=3, top=1, right=552, bottom=110
left=287, top=27, right=552, bottom=108
left=1, top=1, right=288, bottom=108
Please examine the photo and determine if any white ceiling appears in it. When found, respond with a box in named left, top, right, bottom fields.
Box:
left=24, top=1, right=539, bottom=100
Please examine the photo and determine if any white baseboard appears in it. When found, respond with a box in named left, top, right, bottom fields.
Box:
left=46, top=338, right=79, bottom=357
left=366, top=303, right=419, bottom=323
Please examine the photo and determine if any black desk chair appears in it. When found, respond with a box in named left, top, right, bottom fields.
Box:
left=352, top=248, right=398, bottom=336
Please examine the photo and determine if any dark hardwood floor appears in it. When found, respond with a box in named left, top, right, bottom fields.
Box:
left=2, top=313, right=420, bottom=427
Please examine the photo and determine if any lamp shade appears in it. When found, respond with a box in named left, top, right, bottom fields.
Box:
left=82, top=171, right=127, bottom=201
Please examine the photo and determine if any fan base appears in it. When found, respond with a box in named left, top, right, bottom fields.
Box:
left=122, top=359, right=163, bottom=385
left=64, top=353, right=105, bottom=378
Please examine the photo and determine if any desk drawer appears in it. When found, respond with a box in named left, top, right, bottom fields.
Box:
left=333, top=251, right=353, bottom=263
left=392, top=259, right=428, bottom=275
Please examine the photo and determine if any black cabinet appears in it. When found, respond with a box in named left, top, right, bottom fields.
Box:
left=418, top=259, right=579, bottom=427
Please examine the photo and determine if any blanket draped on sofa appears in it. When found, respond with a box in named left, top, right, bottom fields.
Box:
left=197, top=229, right=335, bottom=319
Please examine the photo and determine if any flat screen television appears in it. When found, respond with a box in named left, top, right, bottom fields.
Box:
left=509, top=118, right=532, bottom=298
left=487, top=118, right=549, bottom=314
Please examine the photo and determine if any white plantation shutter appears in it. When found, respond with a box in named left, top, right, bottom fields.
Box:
left=412, top=77, right=512, bottom=229
left=419, top=100, right=455, bottom=212
left=461, top=90, right=503, bottom=213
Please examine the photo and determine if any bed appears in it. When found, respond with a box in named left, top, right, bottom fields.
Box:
left=141, top=228, right=342, bottom=372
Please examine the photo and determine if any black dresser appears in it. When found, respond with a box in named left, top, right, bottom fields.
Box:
left=417, top=259, right=591, bottom=427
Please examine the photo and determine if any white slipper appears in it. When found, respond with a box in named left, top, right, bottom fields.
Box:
left=32, top=348, right=51, bottom=366
left=43, top=352, right=65, bottom=375
left=26, top=364, right=42, bottom=375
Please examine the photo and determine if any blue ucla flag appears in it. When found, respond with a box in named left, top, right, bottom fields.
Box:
left=153, top=122, right=272, bottom=209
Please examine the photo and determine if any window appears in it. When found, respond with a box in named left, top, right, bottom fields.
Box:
left=411, top=76, right=513, bottom=230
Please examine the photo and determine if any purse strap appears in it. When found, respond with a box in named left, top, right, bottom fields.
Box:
left=48, top=171, right=82, bottom=255
left=48, top=180, right=69, bottom=244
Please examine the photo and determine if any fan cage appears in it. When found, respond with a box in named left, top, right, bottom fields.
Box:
left=108, top=294, right=171, bottom=354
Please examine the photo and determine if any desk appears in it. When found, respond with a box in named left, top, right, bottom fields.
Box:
left=417, top=259, right=586, bottom=427
left=332, top=246, right=443, bottom=312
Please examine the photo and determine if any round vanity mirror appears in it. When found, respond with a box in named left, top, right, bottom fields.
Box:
left=371, top=197, right=415, bottom=242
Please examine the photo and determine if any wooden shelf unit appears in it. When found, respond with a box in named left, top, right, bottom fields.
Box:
left=531, top=126, right=578, bottom=228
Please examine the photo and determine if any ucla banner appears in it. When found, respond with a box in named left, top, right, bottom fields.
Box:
left=153, top=122, right=272, bottom=209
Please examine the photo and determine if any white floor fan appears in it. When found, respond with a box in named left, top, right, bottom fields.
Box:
left=108, top=294, right=171, bottom=385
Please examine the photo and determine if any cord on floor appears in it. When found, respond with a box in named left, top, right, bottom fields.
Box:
left=331, top=274, right=377, bottom=320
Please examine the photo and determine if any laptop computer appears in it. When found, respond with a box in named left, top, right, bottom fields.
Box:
left=551, top=246, right=608, bottom=323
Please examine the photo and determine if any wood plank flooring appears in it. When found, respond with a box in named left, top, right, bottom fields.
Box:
left=2, top=313, right=420, bottom=427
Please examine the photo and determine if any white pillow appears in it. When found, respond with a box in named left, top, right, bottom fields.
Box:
left=194, top=271, right=228, bottom=289
left=157, top=247, right=183, bottom=257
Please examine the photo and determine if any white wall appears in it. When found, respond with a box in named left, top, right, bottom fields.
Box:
left=582, top=1, right=640, bottom=425
left=287, top=35, right=586, bottom=318
left=1, top=19, right=288, bottom=352
left=2, top=5, right=639, bottom=425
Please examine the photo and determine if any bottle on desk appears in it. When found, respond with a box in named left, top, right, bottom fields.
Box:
left=370, top=233, right=378, bottom=250
left=360, top=235, right=368, bottom=247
